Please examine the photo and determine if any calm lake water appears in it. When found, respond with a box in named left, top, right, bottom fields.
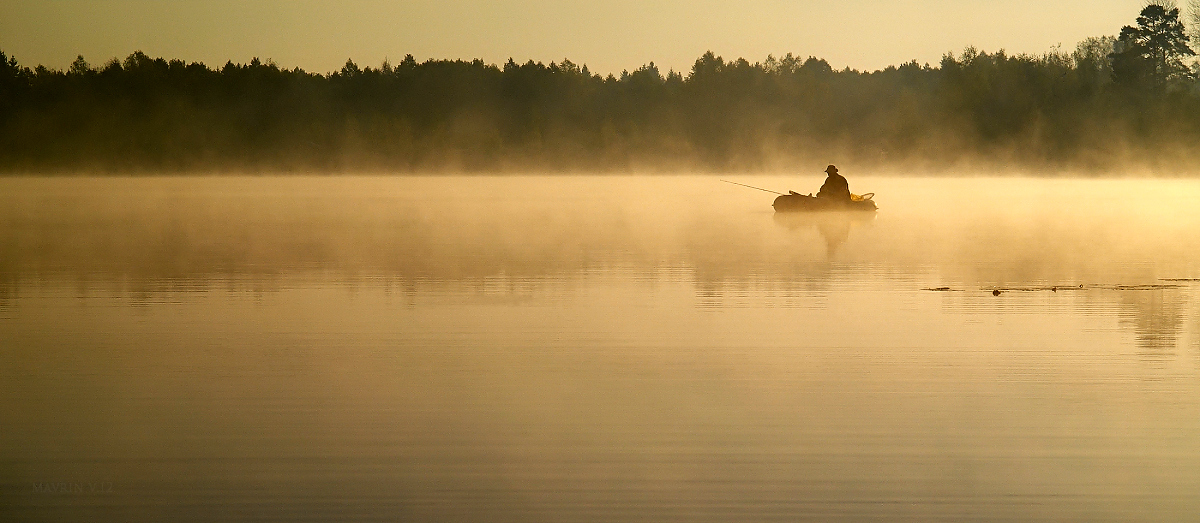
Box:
left=2, top=175, right=1199, bottom=522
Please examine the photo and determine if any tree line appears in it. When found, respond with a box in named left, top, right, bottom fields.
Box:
left=2, top=4, right=1200, bottom=173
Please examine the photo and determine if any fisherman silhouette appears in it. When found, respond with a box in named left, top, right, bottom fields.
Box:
left=816, top=165, right=851, bottom=201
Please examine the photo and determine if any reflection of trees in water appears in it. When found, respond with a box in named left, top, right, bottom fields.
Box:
left=1055, top=285, right=1200, bottom=363
left=1181, top=306, right=1200, bottom=374
left=1114, top=289, right=1188, bottom=360
left=0, top=188, right=633, bottom=296
left=692, top=266, right=837, bottom=309
left=1185, top=289, right=1200, bottom=371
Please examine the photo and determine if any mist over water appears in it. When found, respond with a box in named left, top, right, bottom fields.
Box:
left=2, top=174, right=1199, bottom=522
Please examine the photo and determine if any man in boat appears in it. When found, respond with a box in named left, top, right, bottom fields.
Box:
left=816, top=165, right=851, bottom=201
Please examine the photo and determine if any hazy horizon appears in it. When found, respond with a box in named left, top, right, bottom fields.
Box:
left=5, top=0, right=1149, bottom=76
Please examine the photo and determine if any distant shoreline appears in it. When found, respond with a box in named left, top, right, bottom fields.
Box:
left=4, top=42, right=1200, bottom=175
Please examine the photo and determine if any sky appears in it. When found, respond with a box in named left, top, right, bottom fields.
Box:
left=4, top=0, right=1154, bottom=75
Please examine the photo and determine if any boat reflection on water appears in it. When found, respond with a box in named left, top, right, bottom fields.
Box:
left=772, top=210, right=876, bottom=257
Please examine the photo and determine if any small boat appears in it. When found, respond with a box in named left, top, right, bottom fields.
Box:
left=773, top=193, right=877, bottom=212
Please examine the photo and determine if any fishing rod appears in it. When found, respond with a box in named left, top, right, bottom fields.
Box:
left=719, top=179, right=785, bottom=195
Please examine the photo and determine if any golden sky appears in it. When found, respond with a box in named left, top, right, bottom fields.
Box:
left=5, top=0, right=1148, bottom=74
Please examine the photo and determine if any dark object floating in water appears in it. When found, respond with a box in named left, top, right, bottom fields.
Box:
left=931, top=283, right=1178, bottom=296
left=986, top=284, right=1084, bottom=292
left=773, top=193, right=877, bottom=212
left=980, top=283, right=1180, bottom=293
left=1099, top=284, right=1181, bottom=290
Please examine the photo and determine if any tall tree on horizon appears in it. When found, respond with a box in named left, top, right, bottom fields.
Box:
left=1111, top=4, right=1195, bottom=89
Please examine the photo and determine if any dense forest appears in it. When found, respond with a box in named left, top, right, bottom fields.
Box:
left=3, top=5, right=1200, bottom=173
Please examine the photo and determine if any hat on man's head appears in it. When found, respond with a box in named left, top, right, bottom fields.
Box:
left=825, top=165, right=838, bottom=174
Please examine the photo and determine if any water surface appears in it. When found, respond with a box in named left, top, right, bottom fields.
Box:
left=2, top=175, right=1199, bottom=522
